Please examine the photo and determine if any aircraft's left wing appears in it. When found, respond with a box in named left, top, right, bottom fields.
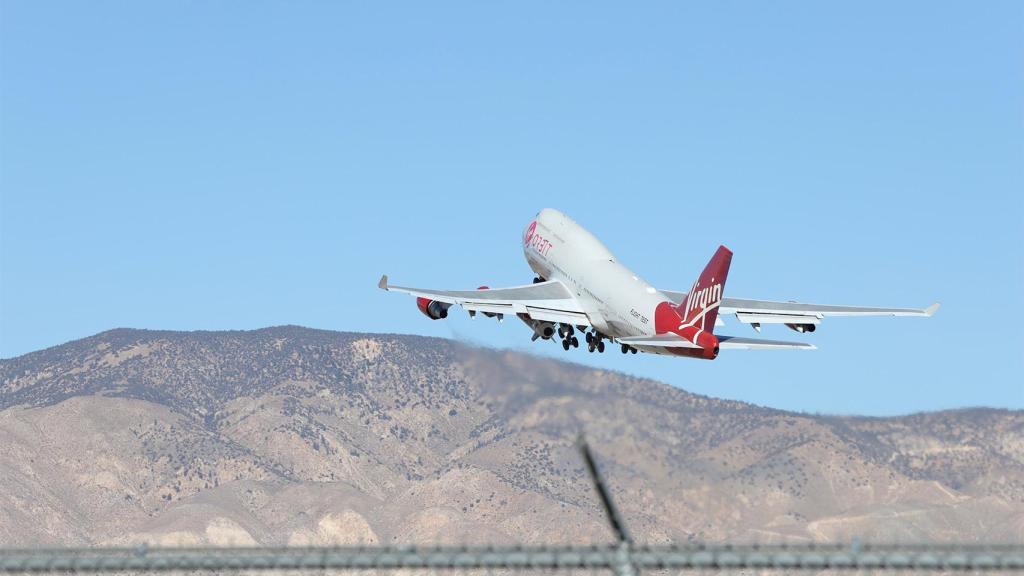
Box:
left=378, top=275, right=591, bottom=326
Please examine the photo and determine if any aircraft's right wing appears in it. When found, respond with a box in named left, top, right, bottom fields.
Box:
left=661, top=290, right=938, bottom=328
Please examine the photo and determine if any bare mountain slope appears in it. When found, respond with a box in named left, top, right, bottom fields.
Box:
left=1, top=327, right=1021, bottom=546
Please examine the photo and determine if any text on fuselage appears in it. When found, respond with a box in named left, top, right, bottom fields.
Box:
left=523, top=221, right=554, bottom=257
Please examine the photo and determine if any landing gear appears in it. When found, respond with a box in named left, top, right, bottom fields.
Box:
left=558, top=324, right=578, bottom=351
left=586, top=331, right=607, bottom=353
left=532, top=276, right=546, bottom=284
left=557, top=326, right=634, bottom=355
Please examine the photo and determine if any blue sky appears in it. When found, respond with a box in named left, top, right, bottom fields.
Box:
left=2, top=2, right=1021, bottom=415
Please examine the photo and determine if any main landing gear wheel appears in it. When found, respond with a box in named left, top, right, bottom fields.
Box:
left=571, top=336, right=579, bottom=348
left=588, top=342, right=596, bottom=353
left=597, top=340, right=605, bottom=353
left=631, top=347, right=637, bottom=354
left=562, top=339, right=571, bottom=351
left=621, top=344, right=629, bottom=354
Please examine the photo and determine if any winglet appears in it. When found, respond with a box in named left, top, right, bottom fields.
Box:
left=924, top=302, right=940, bottom=317
left=378, top=275, right=389, bottom=290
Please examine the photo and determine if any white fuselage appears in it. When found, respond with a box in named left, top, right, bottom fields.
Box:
left=522, top=208, right=669, bottom=342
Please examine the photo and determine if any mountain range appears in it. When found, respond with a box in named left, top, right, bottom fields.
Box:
left=1, top=327, right=1021, bottom=546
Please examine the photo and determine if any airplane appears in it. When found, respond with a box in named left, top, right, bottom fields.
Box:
left=379, top=208, right=938, bottom=360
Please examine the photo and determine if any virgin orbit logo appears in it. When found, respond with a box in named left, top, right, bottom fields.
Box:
left=524, top=221, right=537, bottom=246
left=524, top=221, right=553, bottom=257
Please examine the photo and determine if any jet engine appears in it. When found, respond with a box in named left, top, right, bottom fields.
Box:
left=785, top=323, right=817, bottom=333
left=518, top=315, right=555, bottom=340
left=417, top=297, right=451, bottom=320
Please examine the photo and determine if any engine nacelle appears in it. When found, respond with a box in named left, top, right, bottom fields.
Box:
left=518, top=314, right=555, bottom=340
left=785, top=323, right=817, bottom=333
left=417, top=297, right=451, bottom=320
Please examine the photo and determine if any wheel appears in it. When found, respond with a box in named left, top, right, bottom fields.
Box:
left=621, top=344, right=629, bottom=354
left=562, top=339, right=570, bottom=351
left=588, top=343, right=596, bottom=353
left=571, top=336, right=579, bottom=347
left=631, top=347, right=638, bottom=354
left=585, top=333, right=593, bottom=344
left=597, top=341, right=605, bottom=353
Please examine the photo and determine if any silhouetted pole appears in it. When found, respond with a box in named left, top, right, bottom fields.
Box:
left=576, top=434, right=635, bottom=576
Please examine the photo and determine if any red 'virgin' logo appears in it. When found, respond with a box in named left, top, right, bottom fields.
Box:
left=524, top=221, right=537, bottom=246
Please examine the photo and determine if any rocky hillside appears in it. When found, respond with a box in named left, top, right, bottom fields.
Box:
left=1, top=327, right=1021, bottom=546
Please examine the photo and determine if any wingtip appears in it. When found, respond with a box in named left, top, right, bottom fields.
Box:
left=925, top=302, right=940, bottom=316
left=378, top=274, right=389, bottom=290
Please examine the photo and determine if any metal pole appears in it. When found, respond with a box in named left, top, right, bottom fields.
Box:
left=576, top=434, right=636, bottom=576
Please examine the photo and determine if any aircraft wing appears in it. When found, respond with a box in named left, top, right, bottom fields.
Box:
left=660, top=290, right=939, bottom=327
left=616, top=334, right=815, bottom=350
left=378, top=275, right=591, bottom=326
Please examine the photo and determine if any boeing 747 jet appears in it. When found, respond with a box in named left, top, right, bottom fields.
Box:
left=379, top=209, right=937, bottom=360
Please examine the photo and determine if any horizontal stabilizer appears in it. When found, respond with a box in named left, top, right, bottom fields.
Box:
left=617, top=334, right=815, bottom=350
left=717, top=335, right=816, bottom=350
left=616, top=335, right=701, bottom=348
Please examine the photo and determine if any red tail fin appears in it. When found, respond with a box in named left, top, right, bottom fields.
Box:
left=677, top=245, right=732, bottom=334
